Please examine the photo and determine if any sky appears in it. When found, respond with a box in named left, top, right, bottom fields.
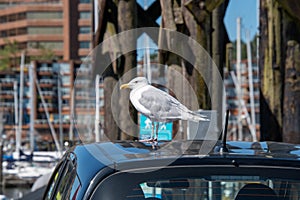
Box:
left=224, top=0, right=259, bottom=42
left=137, top=0, right=258, bottom=42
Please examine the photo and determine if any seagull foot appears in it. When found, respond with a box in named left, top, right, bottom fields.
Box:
left=139, top=138, right=157, bottom=143
left=139, top=138, right=158, bottom=149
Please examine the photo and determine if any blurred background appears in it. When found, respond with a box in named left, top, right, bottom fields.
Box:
left=0, top=0, right=299, bottom=199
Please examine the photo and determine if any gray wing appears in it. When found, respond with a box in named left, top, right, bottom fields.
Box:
left=138, top=86, right=187, bottom=121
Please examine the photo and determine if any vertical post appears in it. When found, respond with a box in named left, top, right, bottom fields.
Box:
left=58, top=69, right=63, bottom=149
left=29, top=65, right=35, bottom=151
left=256, top=0, right=260, bottom=69
left=145, top=37, right=151, bottom=83
left=236, top=17, right=243, bottom=140
left=0, top=141, right=2, bottom=187
left=144, top=0, right=151, bottom=83
left=69, top=87, right=74, bottom=143
left=13, top=81, right=18, bottom=144
left=95, top=74, right=100, bottom=142
left=17, top=51, right=25, bottom=158
left=246, top=30, right=257, bottom=142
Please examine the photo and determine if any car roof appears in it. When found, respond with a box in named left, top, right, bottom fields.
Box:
left=70, top=140, right=300, bottom=175
left=66, top=140, right=300, bottom=199
left=76, top=140, right=300, bottom=159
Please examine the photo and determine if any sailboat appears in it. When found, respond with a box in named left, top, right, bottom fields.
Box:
left=2, top=53, right=61, bottom=185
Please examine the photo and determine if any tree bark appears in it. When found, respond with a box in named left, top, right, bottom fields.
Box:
left=104, top=77, right=119, bottom=140
left=260, top=0, right=300, bottom=141
left=118, top=0, right=138, bottom=140
left=259, top=0, right=283, bottom=141
left=211, top=0, right=229, bottom=134
left=283, top=41, right=300, bottom=143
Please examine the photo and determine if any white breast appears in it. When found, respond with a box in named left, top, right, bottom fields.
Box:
left=130, top=86, right=151, bottom=115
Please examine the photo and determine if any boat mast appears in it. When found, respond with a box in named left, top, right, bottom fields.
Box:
left=246, top=30, right=257, bottom=142
left=35, top=78, right=62, bottom=156
left=144, top=0, right=151, bottom=83
left=13, top=81, right=18, bottom=148
left=236, top=17, right=243, bottom=140
left=16, top=51, right=25, bottom=159
left=69, top=87, right=74, bottom=143
left=57, top=68, right=63, bottom=149
left=29, top=64, right=35, bottom=151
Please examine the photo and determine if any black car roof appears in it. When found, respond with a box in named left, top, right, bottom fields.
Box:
left=73, top=140, right=300, bottom=160
left=64, top=140, right=300, bottom=199
left=70, top=140, right=300, bottom=173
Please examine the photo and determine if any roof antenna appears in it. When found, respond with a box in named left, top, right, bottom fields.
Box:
left=220, top=109, right=230, bottom=153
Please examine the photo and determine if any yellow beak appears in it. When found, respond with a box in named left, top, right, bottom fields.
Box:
left=120, top=83, right=129, bottom=89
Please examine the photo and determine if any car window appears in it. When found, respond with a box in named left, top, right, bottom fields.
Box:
left=137, top=178, right=273, bottom=199
left=44, top=161, right=65, bottom=200
left=90, top=167, right=300, bottom=200
left=126, top=177, right=300, bottom=199
left=44, top=153, right=82, bottom=200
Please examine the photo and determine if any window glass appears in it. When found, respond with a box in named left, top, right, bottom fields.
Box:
left=91, top=168, right=300, bottom=200
left=44, top=161, right=65, bottom=200
left=61, top=76, right=71, bottom=85
left=28, top=41, right=63, bottom=50
left=79, top=26, right=91, bottom=34
left=59, top=63, right=71, bottom=74
left=79, top=41, right=90, bottom=49
left=79, top=12, right=91, bottom=19
left=79, top=0, right=91, bottom=3
left=130, top=177, right=300, bottom=200
left=27, top=12, right=63, bottom=19
left=48, top=154, right=81, bottom=200
left=28, top=27, right=63, bottom=34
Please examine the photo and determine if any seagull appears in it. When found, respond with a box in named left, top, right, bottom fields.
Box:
left=120, top=77, right=209, bottom=141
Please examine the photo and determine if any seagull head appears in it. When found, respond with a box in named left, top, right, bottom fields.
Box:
left=120, top=77, right=149, bottom=90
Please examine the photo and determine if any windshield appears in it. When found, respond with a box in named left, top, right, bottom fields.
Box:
left=134, top=178, right=299, bottom=199
left=90, top=166, right=300, bottom=200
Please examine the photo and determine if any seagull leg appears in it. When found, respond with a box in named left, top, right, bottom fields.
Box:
left=138, top=121, right=158, bottom=149
left=151, top=121, right=155, bottom=140
left=155, top=123, right=159, bottom=140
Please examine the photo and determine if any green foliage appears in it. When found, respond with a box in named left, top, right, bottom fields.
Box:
left=31, top=45, right=57, bottom=61
left=0, top=39, right=20, bottom=71
left=0, top=39, right=57, bottom=71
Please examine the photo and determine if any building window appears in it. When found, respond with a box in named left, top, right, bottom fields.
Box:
left=17, top=27, right=27, bottom=35
left=79, top=12, right=91, bottom=19
left=0, top=12, right=26, bottom=23
left=79, top=26, right=91, bottom=34
left=8, top=29, right=16, bottom=36
left=0, top=16, right=7, bottom=23
left=27, top=27, right=63, bottom=34
left=27, top=11, right=63, bottom=19
left=80, top=0, right=91, bottom=3
left=0, top=31, right=7, bottom=37
left=28, top=41, right=63, bottom=50
left=79, top=41, right=90, bottom=49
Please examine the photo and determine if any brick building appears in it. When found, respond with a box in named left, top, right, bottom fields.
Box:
left=0, top=0, right=98, bottom=149
left=0, top=0, right=94, bottom=61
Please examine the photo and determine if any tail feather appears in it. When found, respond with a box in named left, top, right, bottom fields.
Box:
left=184, top=111, right=210, bottom=122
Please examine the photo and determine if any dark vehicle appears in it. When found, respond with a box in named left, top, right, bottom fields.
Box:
left=43, top=140, right=300, bottom=200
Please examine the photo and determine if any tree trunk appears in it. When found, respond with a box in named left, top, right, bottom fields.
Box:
left=104, top=77, right=119, bottom=140
left=283, top=41, right=300, bottom=143
left=212, top=0, right=229, bottom=134
left=259, top=0, right=283, bottom=141
left=118, top=0, right=138, bottom=140
left=259, top=0, right=300, bottom=141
